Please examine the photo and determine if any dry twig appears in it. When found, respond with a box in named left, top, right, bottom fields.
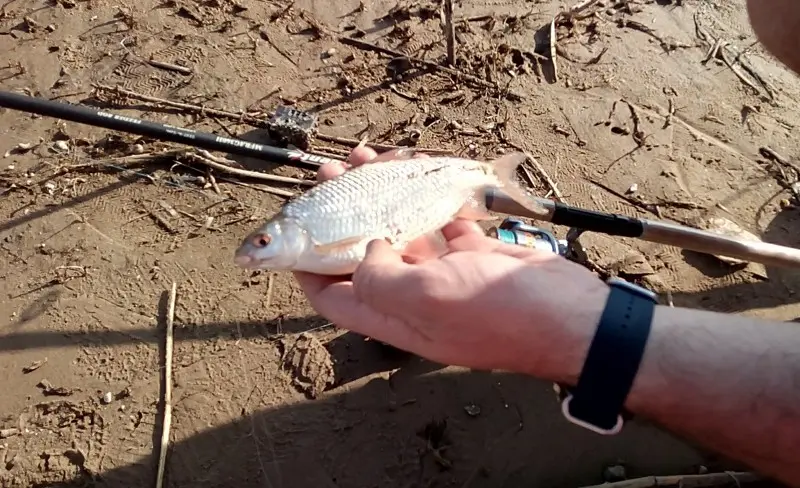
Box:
left=442, top=0, right=456, bottom=66
left=338, top=36, right=524, bottom=100
left=548, top=17, right=558, bottom=82
left=759, top=146, right=800, bottom=176
left=259, top=27, right=299, bottom=67
left=587, top=178, right=703, bottom=218
left=184, top=150, right=315, bottom=187
left=578, top=471, right=761, bottom=488
left=93, top=84, right=264, bottom=125
left=93, top=84, right=444, bottom=155
left=693, top=14, right=775, bottom=100
left=315, top=133, right=453, bottom=155
left=155, top=282, right=177, bottom=488
left=147, top=59, right=193, bottom=75
left=525, top=152, right=566, bottom=203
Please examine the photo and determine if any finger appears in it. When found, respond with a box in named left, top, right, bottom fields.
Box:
left=317, top=145, right=380, bottom=182
left=352, top=239, right=420, bottom=316
left=316, top=161, right=349, bottom=182
left=401, top=230, right=450, bottom=262
left=316, top=145, right=378, bottom=182
left=317, top=147, right=430, bottom=182
left=441, top=219, right=485, bottom=241
left=369, top=147, right=419, bottom=163
left=348, top=145, right=378, bottom=167
left=299, top=278, right=428, bottom=354
left=293, top=271, right=346, bottom=296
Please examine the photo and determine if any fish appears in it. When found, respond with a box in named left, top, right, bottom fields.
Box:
left=233, top=151, right=547, bottom=275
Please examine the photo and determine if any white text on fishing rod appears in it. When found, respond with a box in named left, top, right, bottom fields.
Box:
left=97, top=111, right=142, bottom=124
left=215, top=136, right=264, bottom=151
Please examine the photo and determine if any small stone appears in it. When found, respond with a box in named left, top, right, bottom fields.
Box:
left=101, top=392, right=113, bottom=404
left=602, top=464, right=627, bottom=482
left=626, top=183, right=638, bottom=194
left=131, top=144, right=145, bottom=154
left=463, top=404, right=481, bottom=417
left=53, top=140, right=69, bottom=152
left=0, top=428, right=19, bottom=439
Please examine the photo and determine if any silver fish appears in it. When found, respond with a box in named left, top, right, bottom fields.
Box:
left=233, top=152, right=546, bottom=275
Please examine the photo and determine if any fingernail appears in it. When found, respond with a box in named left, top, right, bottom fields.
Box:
left=393, top=148, right=417, bottom=159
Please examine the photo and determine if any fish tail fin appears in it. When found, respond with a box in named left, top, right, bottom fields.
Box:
left=489, top=152, right=549, bottom=217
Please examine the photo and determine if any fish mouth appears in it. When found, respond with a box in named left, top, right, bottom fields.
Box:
left=234, top=254, right=257, bottom=268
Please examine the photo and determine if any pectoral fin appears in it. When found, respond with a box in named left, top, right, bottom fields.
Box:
left=313, top=235, right=367, bottom=255
left=490, top=152, right=549, bottom=217
left=456, top=191, right=499, bottom=221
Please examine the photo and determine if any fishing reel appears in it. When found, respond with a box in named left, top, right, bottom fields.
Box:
left=489, top=218, right=568, bottom=256
left=266, top=105, right=318, bottom=150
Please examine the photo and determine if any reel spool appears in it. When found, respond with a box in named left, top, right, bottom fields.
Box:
left=489, top=218, right=568, bottom=256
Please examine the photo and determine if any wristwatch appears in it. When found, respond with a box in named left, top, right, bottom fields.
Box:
left=560, top=277, right=658, bottom=435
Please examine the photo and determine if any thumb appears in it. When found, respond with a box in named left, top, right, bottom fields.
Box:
left=352, top=239, right=418, bottom=315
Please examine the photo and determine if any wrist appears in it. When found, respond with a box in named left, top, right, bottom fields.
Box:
left=514, top=270, right=611, bottom=384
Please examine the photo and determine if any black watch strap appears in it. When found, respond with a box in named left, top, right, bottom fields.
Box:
left=561, top=277, right=657, bottom=435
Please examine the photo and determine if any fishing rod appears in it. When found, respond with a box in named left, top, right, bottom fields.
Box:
left=0, top=90, right=335, bottom=171
left=3, top=90, right=800, bottom=270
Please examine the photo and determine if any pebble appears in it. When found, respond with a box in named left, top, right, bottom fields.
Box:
left=101, top=391, right=113, bottom=404
left=602, top=464, right=627, bottom=482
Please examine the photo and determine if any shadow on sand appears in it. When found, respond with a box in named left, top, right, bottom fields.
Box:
left=35, top=359, right=757, bottom=488
left=671, top=205, right=800, bottom=317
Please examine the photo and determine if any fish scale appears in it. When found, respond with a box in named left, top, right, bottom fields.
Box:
left=234, top=152, right=544, bottom=275
left=281, top=158, right=489, bottom=247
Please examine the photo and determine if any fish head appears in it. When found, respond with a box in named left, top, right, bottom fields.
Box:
left=233, top=216, right=310, bottom=270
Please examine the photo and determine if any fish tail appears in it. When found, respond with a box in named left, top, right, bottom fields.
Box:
left=489, top=152, right=549, bottom=217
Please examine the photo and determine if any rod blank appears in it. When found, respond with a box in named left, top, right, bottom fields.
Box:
left=0, top=90, right=336, bottom=171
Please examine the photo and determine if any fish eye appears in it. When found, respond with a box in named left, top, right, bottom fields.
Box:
left=251, top=233, right=271, bottom=248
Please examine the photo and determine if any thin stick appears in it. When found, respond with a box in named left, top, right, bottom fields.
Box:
left=95, top=84, right=451, bottom=155
left=548, top=16, right=559, bottom=82
left=265, top=273, right=275, bottom=310
left=566, top=0, right=600, bottom=16
left=155, top=282, right=177, bottom=488
left=187, top=150, right=315, bottom=187
left=338, top=36, right=520, bottom=98
left=93, top=84, right=264, bottom=126
left=760, top=146, right=800, bottom=176
left=578, top=471, right=761, bottom=488
left=219, top=178, right=296, bottom=198
left=525, top=152, right=566, bottom=203
left=315, top=132, right=454, bottom=155
left=442, top=0, right=456, bottom=66
left=147, top=59, right=193, bottom=76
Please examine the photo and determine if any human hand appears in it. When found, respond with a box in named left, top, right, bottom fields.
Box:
left=294, top=146, right=610, bottom=381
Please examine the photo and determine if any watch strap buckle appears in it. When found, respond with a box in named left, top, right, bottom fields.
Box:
left=561, top=394, right=624, bottom=435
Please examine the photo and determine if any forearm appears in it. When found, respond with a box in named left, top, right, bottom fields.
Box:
left=552, top=302, right=800, bottom=486
left=624, top=307, right=800, bottom=485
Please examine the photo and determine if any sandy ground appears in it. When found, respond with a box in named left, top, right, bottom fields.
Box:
left=1, top=0, right=798, bottom=486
